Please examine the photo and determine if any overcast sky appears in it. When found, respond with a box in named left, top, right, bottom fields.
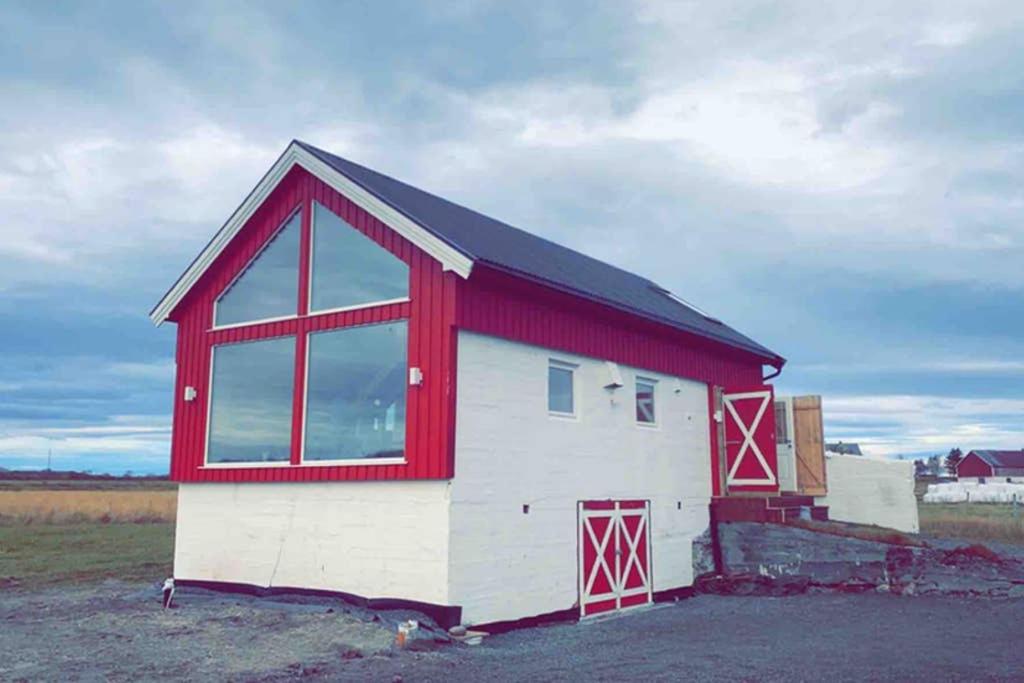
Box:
left=2, top=1, right=1023, bottom=473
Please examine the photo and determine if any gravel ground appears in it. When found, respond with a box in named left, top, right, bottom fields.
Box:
left=2, top=582, right=1022, bottom=682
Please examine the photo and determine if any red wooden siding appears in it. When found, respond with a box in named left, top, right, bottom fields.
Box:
left=957, top=453, right=993, bottom=478
left=455, top=266, right=765, bottom=387
left=167, top=167, right=457, bottom=482
left=455, top=266, right=765, bottom=495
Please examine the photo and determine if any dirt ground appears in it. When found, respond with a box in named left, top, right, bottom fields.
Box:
left=3, top=582, right=1023, bottom=682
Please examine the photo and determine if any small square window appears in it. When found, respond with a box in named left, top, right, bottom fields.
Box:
left=548, top=361, right=576, bottom=415
left=636, top=378, right=656, bottom=424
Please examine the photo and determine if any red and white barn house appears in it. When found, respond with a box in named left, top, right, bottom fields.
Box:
left=956, top=450, right=1024, bottom=483
left=151, top=141, right=787, bottom=627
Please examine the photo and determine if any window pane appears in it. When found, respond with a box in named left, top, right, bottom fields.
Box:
left=304, top=321, right=408, bottom=461
left=549, top=365, right=574, bottom=414
left=310, top=202, right=409, bottom=312
left=774, top=402, right=788, bottom=443
left=207, top=337, right=295, bottom=464
left=215, top=212, right=301, bottom=326
left=636, top=380, right=655, bottom=423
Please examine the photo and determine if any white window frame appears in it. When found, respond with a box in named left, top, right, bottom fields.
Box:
left=298, top=321, right=410, bottom=467
left=211, top=207, right=302, bottom=331
left=548, top=359, right=579, bottom=419
left=635, top=376, right=658, bottom=427
left=202, top=335, right=297, bottom=469
left=774, top=399, right=791, bottom=445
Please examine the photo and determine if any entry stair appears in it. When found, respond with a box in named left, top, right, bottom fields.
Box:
left=711, top=494, right=829, bottom=524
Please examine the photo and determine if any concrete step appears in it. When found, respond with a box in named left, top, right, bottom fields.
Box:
left=712, top=497, right=830, bottom=524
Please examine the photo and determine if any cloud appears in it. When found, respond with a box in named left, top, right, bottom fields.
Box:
left=1, top=2, right=1024, bottom=471
left=822, top=394, right=1024, bottom=458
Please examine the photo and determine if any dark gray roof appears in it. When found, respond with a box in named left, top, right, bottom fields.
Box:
left=969, top=450, right=1024, bottom=469
left=297, top=141, right=782, bottom=364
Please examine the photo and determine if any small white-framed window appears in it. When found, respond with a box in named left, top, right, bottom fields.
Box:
left=774, top=401, right=789, bottom=444
left=635, top=377, right=657, bottom=425
left=548, top=360, right=577, bottom=417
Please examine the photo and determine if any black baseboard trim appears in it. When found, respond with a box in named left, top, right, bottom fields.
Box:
left=473, top=606, right=579, bottom=634
left=472, top=585, right=696, bottom=634
left=653, top=585, right=696, bottom=603
left=173, top=578, right=463, bottom=629
left=172, top=580, right=695, bottom=633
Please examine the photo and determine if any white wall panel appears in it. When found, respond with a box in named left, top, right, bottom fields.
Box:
left=449, top=331, right=713, bottom=624
left=817, top=455, right=919, bottom=533
left=174, top=481, right=451, bottom=604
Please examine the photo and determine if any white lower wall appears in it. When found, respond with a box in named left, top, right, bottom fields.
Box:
left=816, top=454, right=919, bottom=533
left=959, top=476, right=1024, bottom=484
left=448, top=331, right=713, bottom=624
left=174, top=480, right=451, bottom=605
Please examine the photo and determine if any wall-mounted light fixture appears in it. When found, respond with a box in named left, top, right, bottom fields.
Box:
left=184, top=386, right=197, bottom=402
left=409, top=367, right=424, bottom=386
left=603, top=361, right=624, bottom=390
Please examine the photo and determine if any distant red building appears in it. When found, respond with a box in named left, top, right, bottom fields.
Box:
left=957, top=450, right=1024, bottom=482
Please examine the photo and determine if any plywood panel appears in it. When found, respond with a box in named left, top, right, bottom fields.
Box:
left=793, top=395, right=827, bottom=495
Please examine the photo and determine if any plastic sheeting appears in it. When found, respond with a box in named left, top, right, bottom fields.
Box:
left=923, top=481, right=1024, bottom=504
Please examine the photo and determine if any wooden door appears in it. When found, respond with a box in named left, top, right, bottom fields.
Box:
left=722, top=385, right=779, bottom=493
left=793, top=395, right=827, bottom=495
left=578, top=500, right=652, bottom=617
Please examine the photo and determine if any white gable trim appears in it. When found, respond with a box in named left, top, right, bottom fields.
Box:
left=149, top=142, right=474, bottom=325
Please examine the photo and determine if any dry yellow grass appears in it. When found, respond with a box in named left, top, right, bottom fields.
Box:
left=919, top=503, right=1024, bottom=546
left=0, top=489, right=177, bottom=525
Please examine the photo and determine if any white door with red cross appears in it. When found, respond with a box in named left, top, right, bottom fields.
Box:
left=722, top=384, right=780, bottom=494
left=578, top=500, right=652, bottom=617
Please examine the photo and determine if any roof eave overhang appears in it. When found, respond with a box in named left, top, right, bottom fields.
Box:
left=149, top=142, right=475, bottom=326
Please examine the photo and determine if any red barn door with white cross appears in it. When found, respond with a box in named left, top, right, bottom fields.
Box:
left=723, top=385, right=780, bottom=494
left=578, top=500, right=652, bottom=617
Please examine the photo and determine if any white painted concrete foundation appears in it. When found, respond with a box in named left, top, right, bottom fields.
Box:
left=816, top=454, right=919, bottom=533
left=174, top=481, right=451, bottom=605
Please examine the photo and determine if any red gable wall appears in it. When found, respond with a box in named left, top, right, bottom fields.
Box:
left=167, top=167, right=458, bottom=482
left=957, top=453, right=994, bottom=478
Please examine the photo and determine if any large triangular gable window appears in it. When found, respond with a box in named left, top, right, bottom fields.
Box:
left=214, top=211, right=301, bottom=327
left=204, top=198, right=414, bottom=467
left=309, top=201, right=409, bottom=312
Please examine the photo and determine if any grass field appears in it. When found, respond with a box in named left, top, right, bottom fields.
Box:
left=0, top=523, right=174, bottom=588
left=919, top=502, right=1024, bottom=546
left=0, top=481, right=177, bottom=587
